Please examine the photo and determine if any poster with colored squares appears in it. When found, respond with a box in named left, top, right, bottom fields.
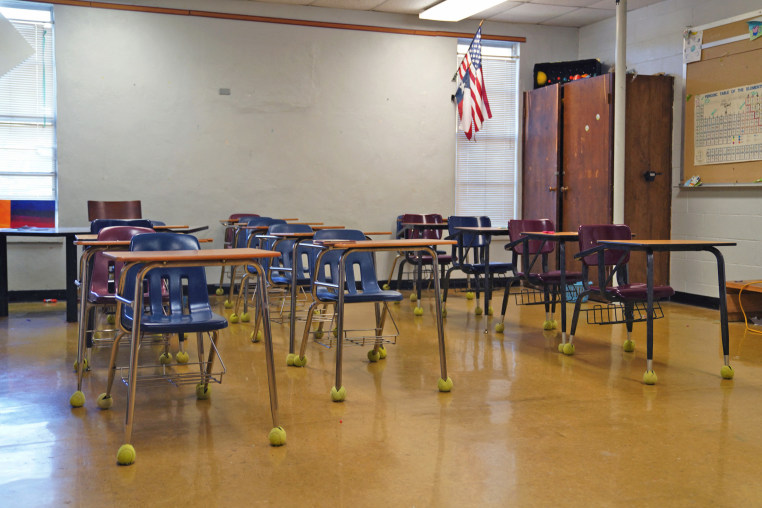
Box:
left=693, top=82, right=762, bottom=166
left=0, top=200, right=55, bottom=228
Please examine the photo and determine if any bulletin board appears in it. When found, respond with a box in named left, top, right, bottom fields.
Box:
left=683, top=10, right=762, bottom=185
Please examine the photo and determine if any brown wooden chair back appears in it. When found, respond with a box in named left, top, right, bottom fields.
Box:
left=87, top=200, right=142, bottom=221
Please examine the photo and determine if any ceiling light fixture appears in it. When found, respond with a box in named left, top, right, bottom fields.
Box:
left=419, top=0, right=507, bottom=22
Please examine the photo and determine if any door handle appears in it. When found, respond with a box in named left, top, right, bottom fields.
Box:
left=548, top=186, right=557, bottom=192
left=560, top=186, right=569, bottom=193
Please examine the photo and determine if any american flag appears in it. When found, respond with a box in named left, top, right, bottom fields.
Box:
left=455, top=27, right=491, bottom=140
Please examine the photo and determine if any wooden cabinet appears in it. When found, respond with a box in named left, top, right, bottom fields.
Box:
left=522, top=73, right=674, bottom=284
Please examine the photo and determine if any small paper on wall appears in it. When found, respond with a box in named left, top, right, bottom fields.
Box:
left=748, top=20, right=762, bottom=41
left=683, top=29, right=702, bottom=64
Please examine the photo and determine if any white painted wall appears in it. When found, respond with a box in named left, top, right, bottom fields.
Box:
left=6, top=0, right=579, bottom=291
left=579, top=0, right=762, bottom=297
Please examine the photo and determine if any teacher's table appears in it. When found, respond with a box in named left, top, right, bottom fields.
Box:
left=0, top=226, right=91, bottom=322
left=103, top=247, right=282, bottom=458
left=311, top=238, right=455, bottom=396
left=597, top=239, right=736, bottom=380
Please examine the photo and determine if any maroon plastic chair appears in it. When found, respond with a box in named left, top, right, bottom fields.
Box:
left=497, top=219, right=583, bottom=331
left=87, top=200, right=142, bottom=221
left=81, top=225, right=154, bottom=366
left=567, top=224, right=674, bottom=356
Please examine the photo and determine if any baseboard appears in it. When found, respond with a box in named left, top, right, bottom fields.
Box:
left=8, top=289, right=68, bottom=303
left=671, top=291, right=719, bottom=310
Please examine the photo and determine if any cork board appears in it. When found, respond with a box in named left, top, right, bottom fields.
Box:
left=683, top=12, right=762, bottom=185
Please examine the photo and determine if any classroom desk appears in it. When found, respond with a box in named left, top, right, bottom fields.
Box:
left=520, top=231, right=579, bottom=342
left=399, top=222, right=450, bottom=305
left=311, top=238, right=455, bottom=396
left=272, top=230, right=394, bottom=364
left=453, top=226, right=511, bottom=324
left=102, top=247, right=283, bottom=458
left=0, top=226, right=91, bottom=322
left=597, top=239, right=737, bottom=379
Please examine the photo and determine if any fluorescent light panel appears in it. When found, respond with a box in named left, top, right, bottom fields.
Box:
left=419, top=0, right=507, bottom=22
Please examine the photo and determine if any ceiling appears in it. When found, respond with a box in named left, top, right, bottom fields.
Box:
left=250, top=0, right=664, bottom=28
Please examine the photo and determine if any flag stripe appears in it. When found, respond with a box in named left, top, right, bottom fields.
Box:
left=454, top=27, right=491, bottom=140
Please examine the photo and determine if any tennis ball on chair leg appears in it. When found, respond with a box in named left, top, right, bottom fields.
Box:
left=466, top=291, right=475, bottom=300
left=268, top=426, right=287, bottom=446
left=224, top=300, right=233, bottom=309
left=159, top=352, right=172, bottom=365
left=642, top=370, right=658, bottom=385
left=215, top=287, right=224, bottom=296
left=368, top=349, right=380, bottom=362
left=475, top=306, right=483, bottom=316
left=229, top=313, right=239, bottom=324
left=330, top=386, right=346, bottom=402
left=410, top=293, right=417, bottom=302
left=720, top=365, right=734, bottom=379
left=413, top=306, right=424, bottom=316
left=116, top=444, right=136, bottom=465
left=437, top=377, right=453, bottom=392
left=495, top=322, right=505, bottom=333
left=562, top=343, right=575, bottom=355
left=70, top=391, right=85, bottom=408
left=623, top=339, right=635, bottom=353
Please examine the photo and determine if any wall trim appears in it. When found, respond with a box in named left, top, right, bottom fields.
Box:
left=26, top=0, right=526, bottom=42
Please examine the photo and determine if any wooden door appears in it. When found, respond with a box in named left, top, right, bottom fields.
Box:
left=562, top=74, right=614, bottom=263
left=624, top=74, right=674, bottom=285
left=522, top=84, right=561, bottom=226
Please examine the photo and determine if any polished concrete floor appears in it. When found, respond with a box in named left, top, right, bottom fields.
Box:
left=1, top=290, right=762, bottom=507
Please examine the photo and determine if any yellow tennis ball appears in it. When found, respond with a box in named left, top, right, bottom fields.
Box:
left=331, top=386, right=346, bottom=402
left=268, top=426, right=286, bottom=446
left=537, top=71, right=548, bottom=85
left=70, top=390, right=85, bottom=408
left=495, top=322, right=505, bottom=333
left=465, top=291, right=475, bottom=300
left=409, top=293, right=417, bottom=302
left=623, top=339, right=635, bottom=352
left=116, top=444, right=136, bottom=465
left=413, top=306, right=424, bottom=316
left=720, top=365, right=734, bottom=379
left=562, top=343, right=575, bottom=355
left=643, top=370, right=658, bottom=385
left=437, top=377, right=453, bottom=392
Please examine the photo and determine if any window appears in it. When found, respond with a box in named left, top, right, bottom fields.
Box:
left=454, top=41, right=519, bottom=226
left=0, top=2, right=56, bottom=227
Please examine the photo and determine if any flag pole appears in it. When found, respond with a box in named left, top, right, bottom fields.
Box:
left=451, top=20, right=484, bottom=82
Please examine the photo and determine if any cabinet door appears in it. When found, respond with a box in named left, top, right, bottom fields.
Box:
left=522, top=84, right=561, bottom=225
left=624, top=74, right=674, bottom=285
left=562, top=74, right=614, bottom=266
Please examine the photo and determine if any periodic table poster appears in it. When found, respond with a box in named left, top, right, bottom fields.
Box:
left=693, top=82, right=762, bottom=166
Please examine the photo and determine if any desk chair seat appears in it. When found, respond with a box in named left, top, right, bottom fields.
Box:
left=497, top=219, right=584, bottom=333
left=296, top=229, right=402, bottom=400
left=567, top=224, right=674, bottom=360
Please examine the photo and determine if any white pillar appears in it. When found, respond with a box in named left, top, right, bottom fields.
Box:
left=613, top=0, right=627, bottom=224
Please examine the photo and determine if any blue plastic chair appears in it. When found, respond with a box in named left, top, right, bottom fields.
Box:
left=442, top=216, right=513, bottom=314
left=295, top=229, right=403, bottom=400
left=100, top=233, right=228, bottom=410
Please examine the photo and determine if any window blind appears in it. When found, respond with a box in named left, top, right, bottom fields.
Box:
left=455, top=43, right=519, bottom=227
left=0, top=3, right=56, bottom=201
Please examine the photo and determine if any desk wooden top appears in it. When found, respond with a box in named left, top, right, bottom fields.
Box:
left=521, top=231, right=578, bottom=240
left=76, top=237, right=213, bottom=245
left=598, top=239, right=737, bottom=250
left=363, top=231, right=393, bottom=236
left=270, top=232, right=314, bottom=238
left=152, top=225, right=189, bottom=230
left=311, top=225, right=345, bottom=230
left=317, top=239, right=455, bottom=249
left=103, top=248, right=279, bottom=262
left=402, top=222, right=449, bottom=229
left=454, top=226, right=510, bottom=234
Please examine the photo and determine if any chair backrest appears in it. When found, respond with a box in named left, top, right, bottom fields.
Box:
left=267, top=223, right=313, bottom=277
left=313, top=229, right=381, bottom=295
left=508, top=219, right=555, bottom=256
left=89, top=226, right=154, bottom=298
left=400, top=214, right=425, bottom=239
left=224, top=213, right=260, bottom=245
left=578, top=224, right=632, bottom=267
left=423, top=214, right=446, bottom=240
left=121, top=233, right=207, bottom=324
left=448, top=215, right=487, bottom=248
left=90, top=218, right=153, bottom=233
left=87, top=200, right=142, bottom=221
